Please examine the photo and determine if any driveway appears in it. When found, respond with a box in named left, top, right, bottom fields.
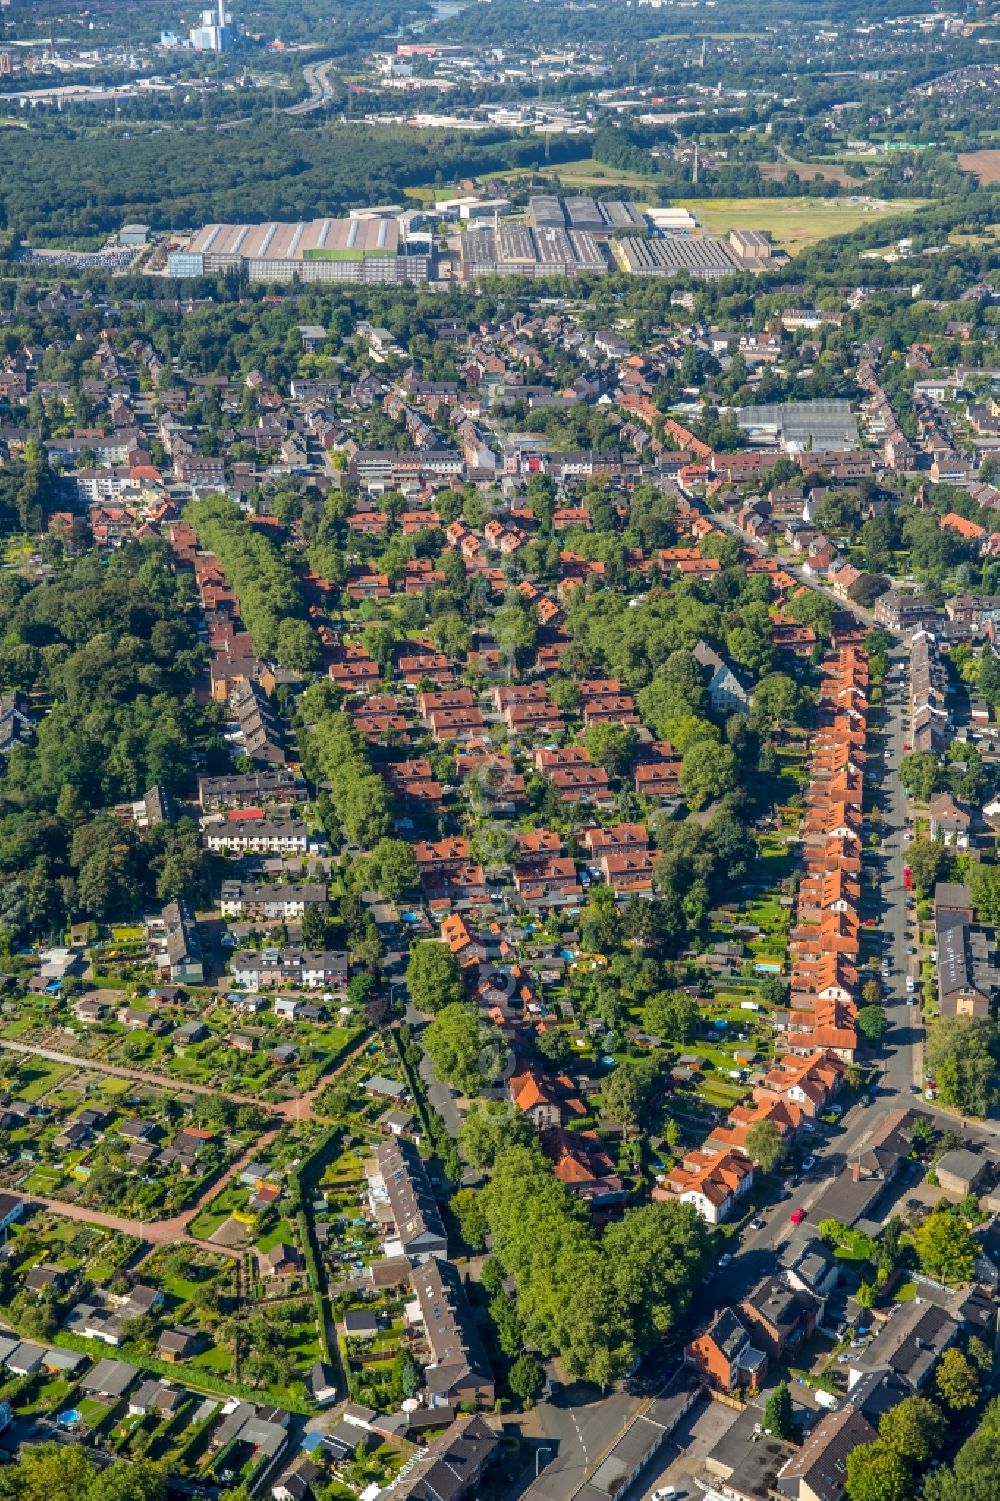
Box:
left=630, top=1398, right=738, bottom=1500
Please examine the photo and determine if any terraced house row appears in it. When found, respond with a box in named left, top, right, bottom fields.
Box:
left=654, top=645, right=869, bottom=1226
left=787, top=645, right=871, bottom=1064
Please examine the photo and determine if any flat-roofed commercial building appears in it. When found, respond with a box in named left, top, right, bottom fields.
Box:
left=612, top=233, right=742, bottom=279
left=167, top=217, right=430, bottom=285
left=730, top=227, right=773, bottom=262
left=459, top=223, right=606, bottom=281
left=599, top=199, right=647, bottom=230
left=736, top=398, right=860, bottom=452
left=528, top=194, right=565, bottom=227
left=565, top=194, right=605, bottom=231
left=497, top=221, right=538, bottom=276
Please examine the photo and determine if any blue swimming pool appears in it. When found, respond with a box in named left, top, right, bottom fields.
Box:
left=58, top=1409, right=80, bottom=1427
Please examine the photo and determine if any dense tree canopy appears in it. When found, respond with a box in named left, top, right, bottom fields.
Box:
left=482, top=1144, right=710, bottom=1382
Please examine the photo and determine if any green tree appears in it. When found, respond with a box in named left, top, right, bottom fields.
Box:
left=365, top=837, right=419, bottom=900
left=966, top=1334, right=994, bottom=1377
left=508, top=1353, right=544, bottom=1407
left=923, top=1396, right=1000, bottom=1501
left=845, top=1440, right=911, bottom=1501
left=390, top=1349, right=421, bottom=1401
left=423, top=1004, right=501, bottom=1094
left=602, top=1199, right=711, bottom=1347
left=88, top=1466, right=168, bottom=1501
left=642, top=990, right=698, bottom=1044
left=899, top=751, right=940, bottom=803
left=969, top=861, right=1000, bottom=925
left=745, top=1119, right=785, bottom=1173
left=301, top=902, right=329, bottom=948
left=0, top=1444, right=99, bottom=1501
left=679, top=739, right=736, bottom=810
left=856, top=1005, right=888, bottom=1046
left=925, top=1016, right=1000, bottom=1117
left=906, top=836, right=950, bottom=898
left=452, top=1188, right=488, bottom=1251
left=406, top=940, right=463, bottom=1014
left=457, top=1101, right=533, bottom=1169
left=878, top=1396, right=946, bottom=1466
left=584, top=722, right=639, bottom=776
left=750, top=674, right=803, bottom=734
left=470, top=825, right=515, bottom=879
left=489, top=1290, right=526, bottom=1358
left=536, top=1027, right=570, bottom=1068
left=936, top=1347, right=980, bottom=1410
left=275, top=617, right=320, bottom=672
left=762, top=1380, right=793, bottom=1439
left=600, top=1061, right=655, bottom=1136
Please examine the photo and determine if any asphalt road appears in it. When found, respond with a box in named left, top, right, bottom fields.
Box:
left=404, top=1001, right=466, bottom=1141
left=521, top=1383, right=645, bottom=1501
left=874, top=647, right=922, bottom=1097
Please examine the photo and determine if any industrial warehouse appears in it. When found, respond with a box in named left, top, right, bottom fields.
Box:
left=458, top=220, right=609, bottom=280
left=166, top=216, right=431, bottom=284
left=165, top=197, right=780, bottom=285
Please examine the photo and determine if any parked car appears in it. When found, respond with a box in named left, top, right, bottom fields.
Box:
left=750, top=1217, right=765, bottom=1231
left=802, top=1155, right=816, bottom=1171
left=718, top=1253, right=733, bottom=1269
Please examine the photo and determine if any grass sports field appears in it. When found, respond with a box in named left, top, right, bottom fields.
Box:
left=675, top=196, right=926, bottom=254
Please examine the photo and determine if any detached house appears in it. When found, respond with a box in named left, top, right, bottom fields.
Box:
left=693, top=641, right=752, bottom=714
left=685, top=1307, right=767, bottom=1393
left=928, top=791, right=972, bottom=849
left=656, top=1146, right=753, bottom=1224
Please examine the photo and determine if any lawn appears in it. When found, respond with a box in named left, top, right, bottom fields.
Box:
left=21, top=1166, right=64, bottom=1194
left=186, top=1205, right=232, bottom=1242
left=16, top=1061, right=76, bottom=1100
left=190, top=1345, right=233, bottom=1375
left=674, top=196, right=927, bottom=254
left=257, top=1217, right=297, bottom=1253
left=523, top=157, right=660, bottom=190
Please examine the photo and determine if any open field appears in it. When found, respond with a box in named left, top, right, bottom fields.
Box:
left=675, top=196, right=927, bottom=254
left=758, top=159, right=863, bottom=187
left=949, top=222, right=1000, bottom=247
left=487, top=156, right=660, bottom=191
left=958, top=149, right=1000, bottom=184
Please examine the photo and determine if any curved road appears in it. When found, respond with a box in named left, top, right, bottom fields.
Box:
left=286, top=59, right=335, bottom=115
